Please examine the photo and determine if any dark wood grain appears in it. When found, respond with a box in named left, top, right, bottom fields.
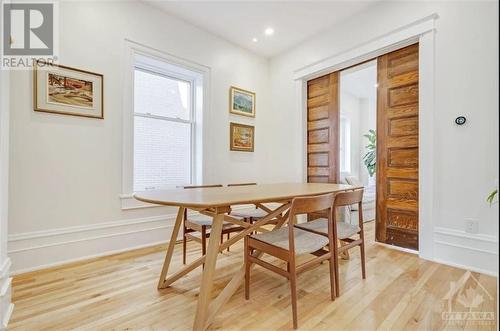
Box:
left=376, top=43, right=419, bottom=250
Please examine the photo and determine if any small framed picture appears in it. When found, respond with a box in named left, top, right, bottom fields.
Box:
left=33, top=60, right=104, bottom=119
left=229, top=86, right=255, bottom=117
left=230, top=122, right=254, bottom=152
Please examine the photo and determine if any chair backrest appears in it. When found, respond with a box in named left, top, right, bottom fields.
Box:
left=289, top=193, right=335, bottom=216
left=286, top=193, right=335, bottom=254
left=227, top=183, right=257, bottom=187
left=333, top=189, right=364, bottom=207
left=181, top=184, right=223, bottom=189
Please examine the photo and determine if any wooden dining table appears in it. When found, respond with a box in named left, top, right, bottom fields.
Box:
left=134, top=182, right=356, bottom=331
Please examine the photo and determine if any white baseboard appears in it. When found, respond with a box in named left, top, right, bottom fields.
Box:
left=433, top=227, right=498, bottom=276
left=0, top=258, right=13, bottom=330
left=1, top=303, right=13, bottom=331
left=8, top=214, right=177, bottom=274
left=8, top=205, right=256, bottom=275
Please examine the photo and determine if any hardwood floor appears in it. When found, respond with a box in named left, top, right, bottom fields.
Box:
left=9, top=221, right=497, bottom=330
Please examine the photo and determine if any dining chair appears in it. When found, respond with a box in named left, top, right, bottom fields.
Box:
left=244, top=193, right=337, bottom=329
left=295, top=189, right=366, bottom=296
left=228, top=183, right=279, bottom=224
left=182, top=184, right=243, bottom=265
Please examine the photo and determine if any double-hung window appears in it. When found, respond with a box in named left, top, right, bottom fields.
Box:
left=133, top=65, right=194, bottom=191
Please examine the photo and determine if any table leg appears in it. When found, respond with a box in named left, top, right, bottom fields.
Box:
left=193, top=212, right=225, bottom=331
left=157, top=206, right=185, bottom=289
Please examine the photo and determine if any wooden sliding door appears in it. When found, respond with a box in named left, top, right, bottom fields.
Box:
left=306, top=72, right=339, bottom=184
left=376, top=44, right=419, bottom=250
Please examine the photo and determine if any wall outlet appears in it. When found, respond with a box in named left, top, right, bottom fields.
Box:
left=465, top=219, right=479, bottom=234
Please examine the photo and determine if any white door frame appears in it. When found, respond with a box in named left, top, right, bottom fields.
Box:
left=294, top=14, right=437, bottom=261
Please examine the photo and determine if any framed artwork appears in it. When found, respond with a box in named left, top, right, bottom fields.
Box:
left=230, top=122, right=254, bottom=152
left=33, top=60, right=104, bottom=119
left=229, top=86, right=255, bottom=117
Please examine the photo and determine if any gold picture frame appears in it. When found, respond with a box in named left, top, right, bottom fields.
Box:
left=33, top=60, right=104, bottom=119
left=230, top=122, right=254, bottom=152
left=229, top=86, right=255, bottom=117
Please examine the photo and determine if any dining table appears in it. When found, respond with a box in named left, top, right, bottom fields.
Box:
left=134, top=182, right=356, bottom=331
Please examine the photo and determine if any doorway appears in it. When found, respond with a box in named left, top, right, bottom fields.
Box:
left=339, top=60, right=377, bottom=226
left=306, top=44, right=419, bottom=251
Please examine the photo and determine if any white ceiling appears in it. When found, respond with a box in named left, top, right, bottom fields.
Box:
left=341, top=60, right=377, bottom=100
left=145, top=1, right=379, bottom=57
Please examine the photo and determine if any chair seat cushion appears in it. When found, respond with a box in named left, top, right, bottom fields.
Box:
left=250, top=227, right=329, bottom=255
left=231, top=208, right=269, bottom=219
left=295, top=218, right=360, bottom=239
left=186, top=214, right=240, bottom=228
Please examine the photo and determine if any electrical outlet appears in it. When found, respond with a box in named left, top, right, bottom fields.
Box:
left=465, top=219, right=479, bottom=234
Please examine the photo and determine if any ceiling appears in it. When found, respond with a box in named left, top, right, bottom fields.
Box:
left=341, top=60, right=377, bottom=100
left=144, top=1, right=378, bottom=57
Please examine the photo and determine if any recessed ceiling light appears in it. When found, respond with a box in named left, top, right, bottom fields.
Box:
left=252, top=37, right=258, bottom=42
left=264, top=27, right=274, bottom=36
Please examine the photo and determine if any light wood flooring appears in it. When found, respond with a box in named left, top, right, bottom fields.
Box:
left=8, top=221, right=497, bottom=330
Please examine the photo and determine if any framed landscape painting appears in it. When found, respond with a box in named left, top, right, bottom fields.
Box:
left=34, top=60, right=104, bottom=119
left=229, top=86, right=255, bottom=117
left=230, top=122, right=254, bottom=152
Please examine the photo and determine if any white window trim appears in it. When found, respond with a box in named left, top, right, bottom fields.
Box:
left=121, top=39, right=211, bottom=210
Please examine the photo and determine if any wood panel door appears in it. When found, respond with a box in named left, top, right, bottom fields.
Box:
left=376, top=44, right=419, bottom=250
left=306, top=72, right=339, bottom=184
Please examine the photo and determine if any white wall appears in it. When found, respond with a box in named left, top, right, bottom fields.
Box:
left=358, top=97, right=376, bottom=186
left=0, top=67, right=14, bottom=327
left=7, top=1, right=499, bottom=276
left=7, top=1, right=291, bottom=273
left=339, top=91, right=361, bottom=181
left=270, top=1, right=499, bottom=274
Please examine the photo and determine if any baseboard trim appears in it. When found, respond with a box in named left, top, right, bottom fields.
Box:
left=1, top=303, right=14, bottom=330
left=8, top=224, right=170, bottom=253
left=434, top=226, right=498, bottom=243
left=433, top=227, right=498, bottom=276
left=0, top=259, right=11, bottom=280
left=10, top=240, right=168, bottom=276
left=8, top=214, right=174, bottom=242
left=8, top=205, right=257, bottom=274
left=0, top=258, right=13, bottom=330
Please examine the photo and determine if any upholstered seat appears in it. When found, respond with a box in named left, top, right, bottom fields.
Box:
left=295, top=218, right=360, bottom=239
left=230, top=208, right=269, bottom=219
left=186, top=214, right=242, bottom=229
left=250, top=226, right=329, bottom=255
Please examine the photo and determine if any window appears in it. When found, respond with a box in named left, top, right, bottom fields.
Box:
left=133, top=68, right=194, bottom=191
left=122, top=42, right=208, bottom=209
left=340, top=117, right=351, bottom=173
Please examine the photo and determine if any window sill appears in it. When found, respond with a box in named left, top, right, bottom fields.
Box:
left=120, top=194, right=162, bottom=210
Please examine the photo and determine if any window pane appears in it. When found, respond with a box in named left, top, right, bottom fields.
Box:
left=134, top=116, right=191, bottom=191
left=134, top=69, right=191, bottom=120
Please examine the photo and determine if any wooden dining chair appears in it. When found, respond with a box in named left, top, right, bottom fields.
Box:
left=244, top=193, right=337, bottom=329
left=295, top=189, right=366, bottom=296
left=228, top=183, right=279, bottom=224
left=182, top=184, right=243, bottom=265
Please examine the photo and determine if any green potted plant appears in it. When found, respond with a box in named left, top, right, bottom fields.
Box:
left=363, top=129, right=376, bottom=184
left=487, top=189, right=498, bottom=206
